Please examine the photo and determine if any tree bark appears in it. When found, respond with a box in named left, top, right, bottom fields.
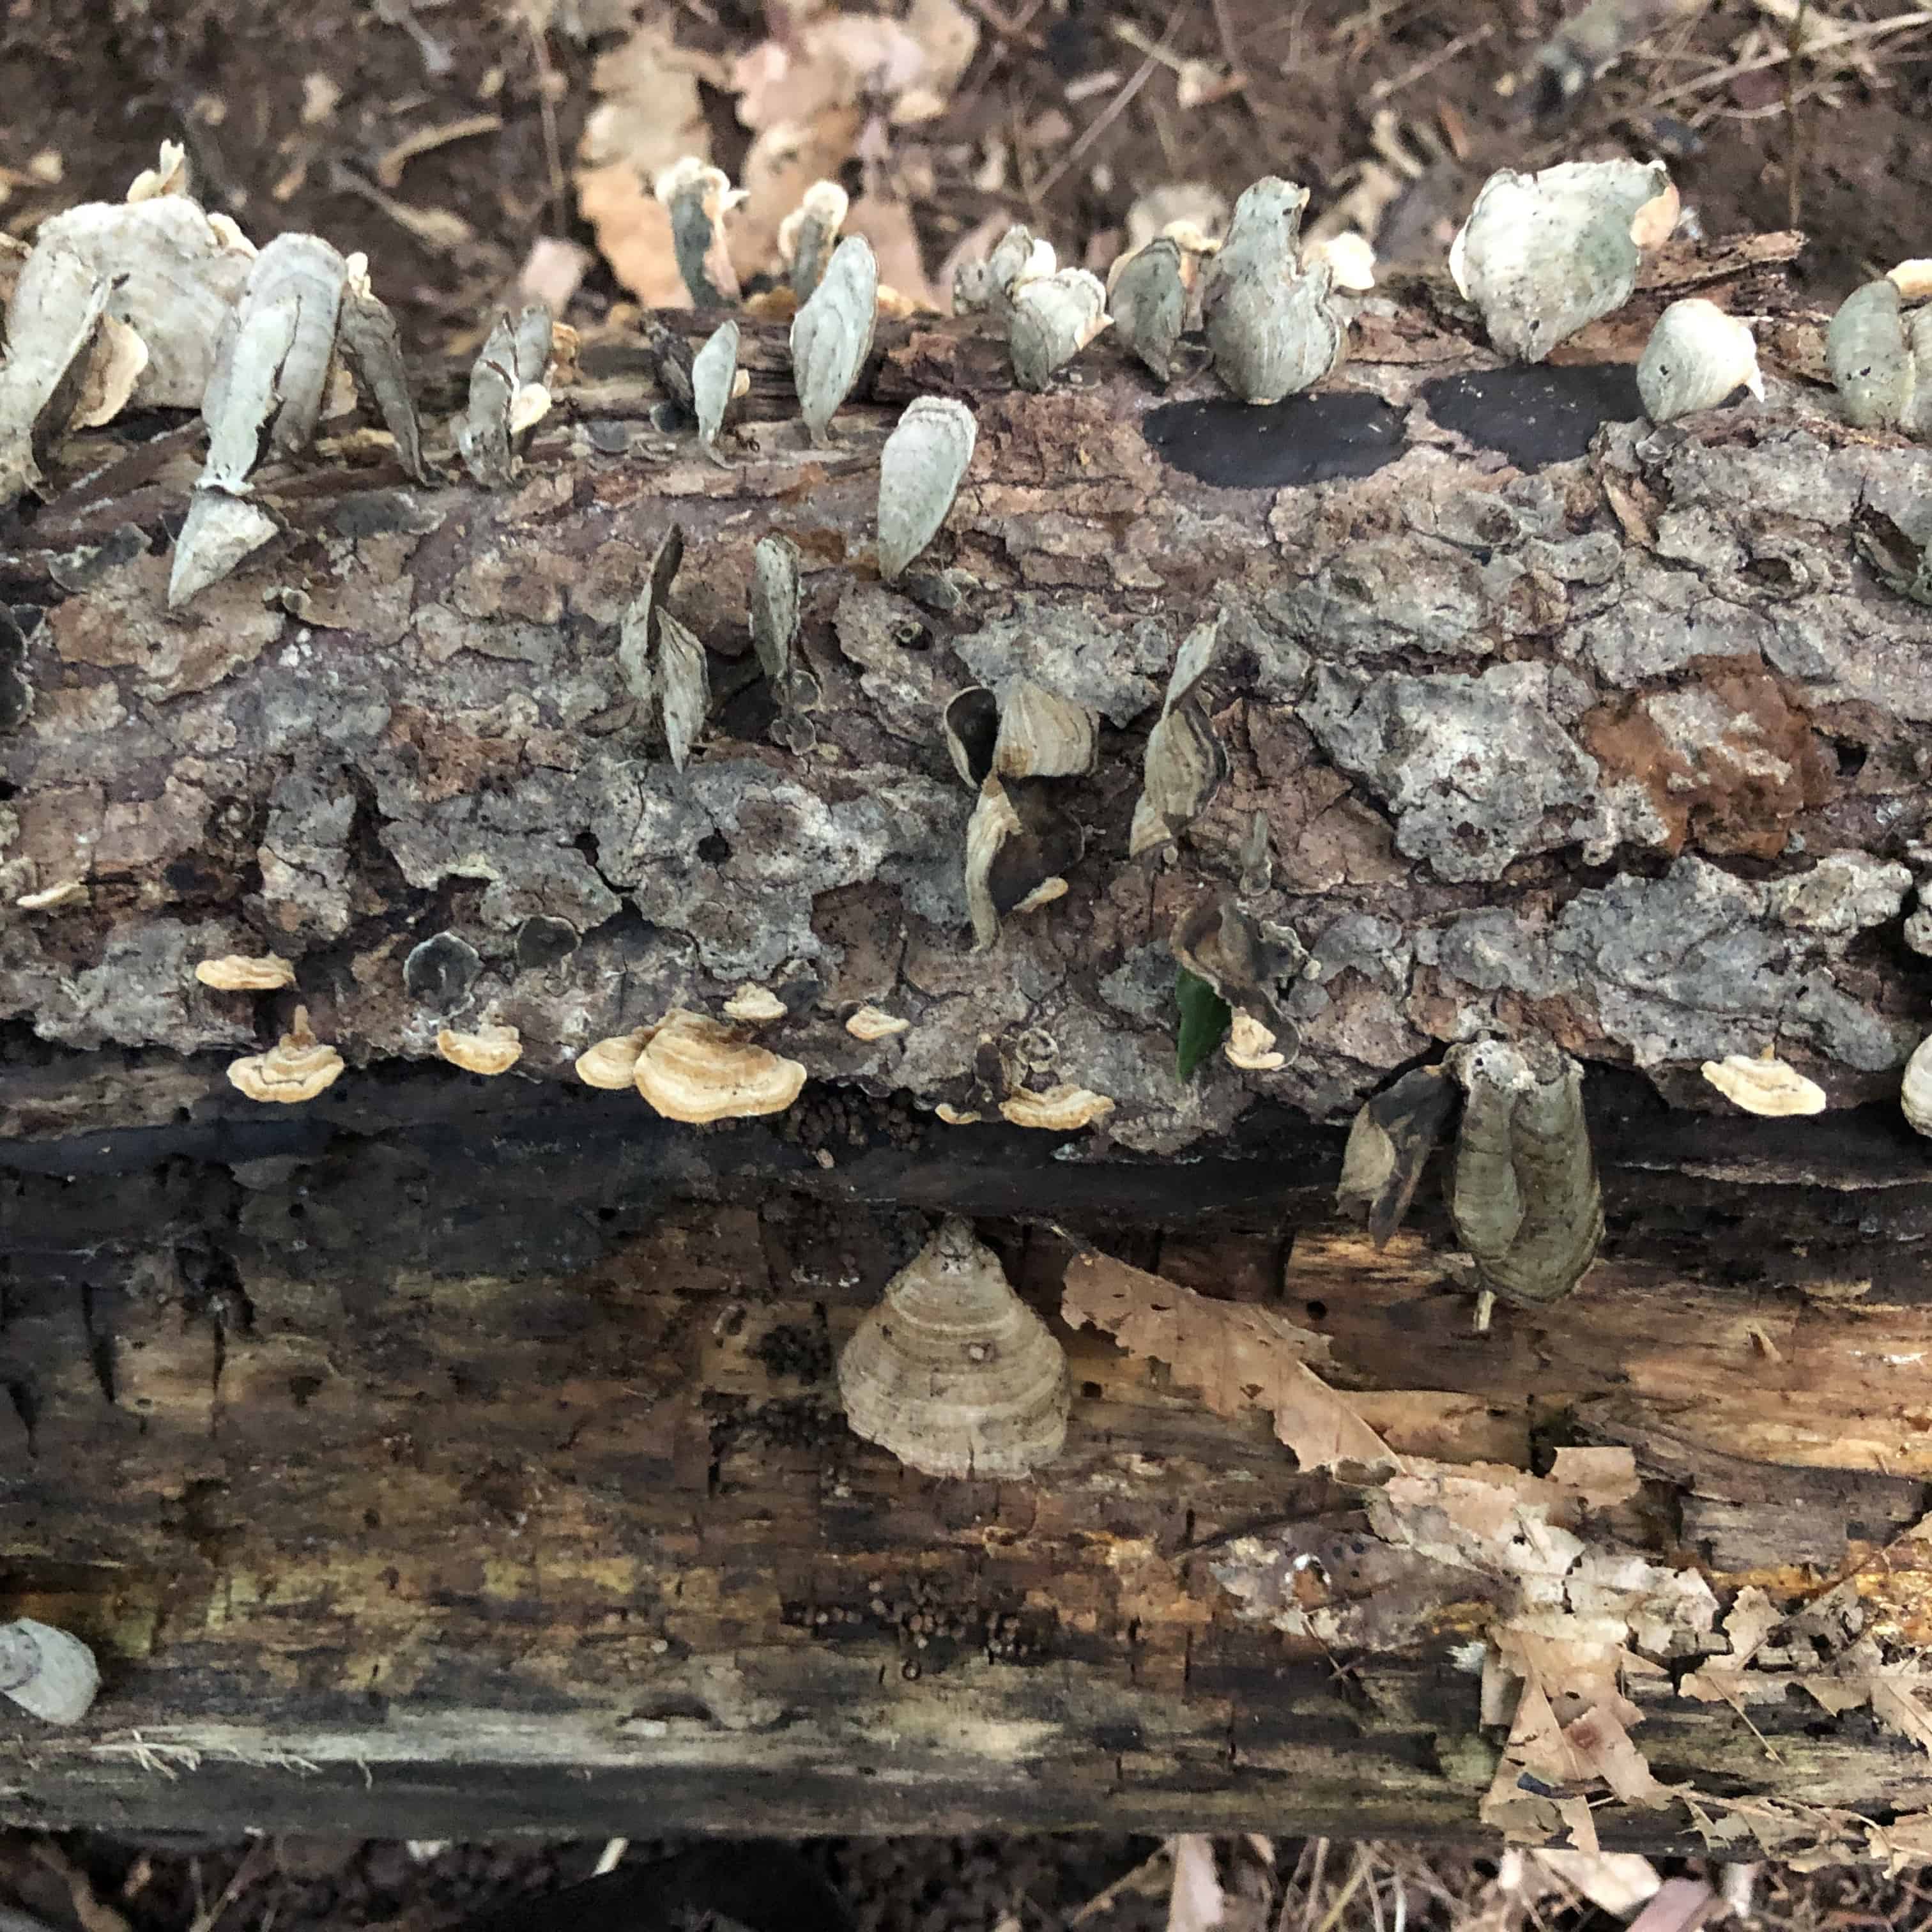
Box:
left=6, top=233, right=1932, bottom=1843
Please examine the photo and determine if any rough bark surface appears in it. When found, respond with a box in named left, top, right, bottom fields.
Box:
left=5, top=236, right=1932, bottom=1844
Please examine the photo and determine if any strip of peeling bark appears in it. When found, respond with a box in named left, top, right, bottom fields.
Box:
left=1, top=232, right=1928, bottom=1165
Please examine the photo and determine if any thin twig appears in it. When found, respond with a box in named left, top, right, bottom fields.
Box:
left=525, top=12, right=567, bottom=229
left=1312, top=1848, right=1376, bottom=1932
left=1032, top=0, right=1191, bottom=201
left=1648, top=6, right=1932, bottom=105
left=1368, top=22, right=1496, bottom=100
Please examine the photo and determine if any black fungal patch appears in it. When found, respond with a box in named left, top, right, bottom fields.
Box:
left=1141, top=390, right=1406, bottom=489
left=1423, top=363, right=1644, bottom=468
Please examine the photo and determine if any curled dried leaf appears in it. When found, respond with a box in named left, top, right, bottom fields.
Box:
left=877, top=395, right=976, bottom=583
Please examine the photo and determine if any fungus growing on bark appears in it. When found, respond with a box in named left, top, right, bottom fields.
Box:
left=618, top=523, right=711, bottom=771
left=779, top=180, right=849, bottom=299
left=691, top=318, right=742, bottom=467
left=1140, top=391, right=1406, bottom=488
left=1199, top=177, right=1344, bottom=405
left=436, top=1022, right=523, bottom=1077
left=1130, top=618, right=1228, bottom=857
left=953, top=224, right=1053, bottom=316
left=575, top=1029, right=654, bottom=1089
left=963, top=775, right=1079, bottom=951
left=654, top=158, right=745, bottom=307
left=1904, top=1036, right=1932, bottom=1138
left=227, top=1006, right=344, bottom=1105
left=457, top=305, right=554, bottom=487
left=999, top=1084, right=1116, bottom=1131
left=195, top=954, right=296, bottom=992
left=790, top=235, right=877, bottom=444
left=1637, top=299, right=1762, bottom=423
left=1107, top=237, right=1189, bottom=384
left=836, top=1216, right=1070, bottom=1480
left=1007, top=268, right=1110, bottom=392
left=633, top=1009, right=806, bottom=1123
left=1701, top=1052, right=1828, bottom=1116
left=846, top=1005, right=910, bottom=1041
left=747, top=533, right=819, bottom=748
left=724, top=984, right=789, bottom=1024
left=0, top=1618, right=101, bottom=1725
left=1336, top=1063, right=1460, bottom=1250
left=877, top=397, right=976, bottom=583
left=404, top=931, right=482, bottom=1011
left=1422, top=363, right=1643, bottom=467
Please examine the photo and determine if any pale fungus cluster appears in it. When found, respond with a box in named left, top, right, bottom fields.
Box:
left=0, top=1618, right=101, bottom=1726
left=1701, top=1050, right=1828, bottom=1117
left=572, top=1012, right=808, bottom=1122
left=226, top=1006, right=344, bottom=1105
left=1827, top=266, right=1932, bottom=435
left=837, top=1218, right=1070, bottom=1481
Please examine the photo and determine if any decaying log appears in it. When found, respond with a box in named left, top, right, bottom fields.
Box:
left=5, top=232, right=1932, bottom=1844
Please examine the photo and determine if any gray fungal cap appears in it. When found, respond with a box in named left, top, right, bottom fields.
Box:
left=790, top=234, right=878, bottom=445
left=0, top=1618, right=102, bottom=1725
left=1110, top=238, right=1188, bottom=385
left=1828, top=279, right=1917, bottom=431
left=1200, top=178, right=1344, bottom=404
left=877, top=397, right=977, bottom=583
left=404, top=930, right=482, bottom=1009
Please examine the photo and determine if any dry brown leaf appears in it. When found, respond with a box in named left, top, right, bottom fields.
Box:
left=1552, top=1795, right=1600, bottom=1858
left=1866, top=1810, right=1932, bottom=1876
left=1625, top=1878, right=1719, bottom=1932
left=1718, top=1583, right=1781, bottom=1664
left=1869, top=1673, right=1932, bottom=1753
left=733, top=1, right=977, bottom=133
left=1348, top=1390, right=1528, bottom=1464
left=848, top=188, right=940, bottom=311
left=1563, top=1700, right=1673, bottom=1806
left=1062, top=1251, right=1396, bottom=1475
left=1165, top=1836, right=1224, bottom=1932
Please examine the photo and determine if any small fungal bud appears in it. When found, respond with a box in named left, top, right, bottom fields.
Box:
left=691, top=317, right=740, bottom=468
left=0, top=1618, right=101, bottom=1726
left=436, top=1021, right=523, bottom=1076
left=790, top=234, right=878, bottom=445
left=779, top=180, right=850, bottom=300
left=1904, top=1034, right=1932, bottom=1138
left=654, top=157, right=746, bottom=307
left=337, top=252, right=428, bottom=482
left=1637, top=298, right=1762, bottom=422
left=633, top=1009, right=806, bottom=1123
left=724, top=983, right=788, bottom=1024
left=1827, top=279, right=1917, bottom=431
left=195, top=954, right=296, bottom=992
left=1701, top=1051, right=1827, bottom=1116
left=847, top=1005, right=910, bottom=1041
left=1108, top=238, right=1188, bottom=385
left=404, top=930, right=482, bottom=1011
left=1007, top=268, right=1110, bottom=392
left=1224, top=1010, right=1285, bottom=1072
left=1302, top=230, right=1377, bottom=292
left=837, top=1217, right=1070, bottom=1480
left=576, top=1028, right=654, bottom=1089
left=1129, top=618, right=1227, bottom=857
left=1449, top=158, right=1675, bottom=363
left=953, top=225, right=1054, bottom=316
left=1200, top=177, right=1344, bottom=404
left=126, top=139, right=189, bottom=203
left=227, top=1005, right=344, bottom=1105
left=877, top=396, right=977, bottom=583
left=999, top=1084, right=1115, bottom=1131
left=1446, top=1038, right=1602, bottom=1308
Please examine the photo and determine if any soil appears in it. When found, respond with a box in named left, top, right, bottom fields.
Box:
left=3, top=0, right=1926, bottom=357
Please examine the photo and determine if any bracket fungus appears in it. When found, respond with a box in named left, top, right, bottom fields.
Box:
left=1701, top=1050, right=1828, bottom=1117
left=0, top=1618, right=102, bottom=1726
left=1905, top=1035, right=1932, bottom=1138
left=457, top=304, right=555, bottom=487
left=877, top=396, right=977, bottom=584
left=790, top=234, right=878, bottom=445
left=723, top=983, right=789, bottom=1024
left=836, top=1217, right=1070, bottom=1481
left=618, top=523, right=711, bottom=771
left=575, top=1027, right=654, bottom=1089
left=654, top=157, right=746, bottom=307
left=779, top=180, right=850, bottom=300
left=999, top=1084, right=1116, bottom=1131
left=1449, top=157, right=1676, bottom=364
left=1130, top=617, right=1228, bottom=857
left=1446, top=1039, right=1603, bottom=1309
left=1637, top=298, right=1763, bottom=423
left=1007, top=267, right=1110, bottom=392
left=436, top=1021, right=523, bottom=1077
left=634, top=1009, right=806, bottom=1123
left=195, top=954, right=296, bottom=992
left=227, top=1006, right=345, bottom=1105
left=846, top=1005, right=910, bottom=1041
left=1199, top=178, right=1344, bottom=405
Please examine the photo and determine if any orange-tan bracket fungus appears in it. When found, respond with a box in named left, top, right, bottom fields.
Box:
left=633, top=1009, right=806, bottom=1123
left=1701, top=1050, right=1828, bottom=1117
left=836, top=1216, right=1069, bottom=1480
left=0, top=1618, right=102, bottom=1725
left=195, top=954, right=296, bottom=991
left=574, top=1028, right=654, bottom=1090
left=436, top=1022, right=523, bottom=1077
left=226, top=1005, right=344, bottom=1103
left=999, top=1084, right=1115, bottom=1131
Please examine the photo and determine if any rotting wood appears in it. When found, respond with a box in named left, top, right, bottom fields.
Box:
left=4, top=229, right=1932, bottom=1843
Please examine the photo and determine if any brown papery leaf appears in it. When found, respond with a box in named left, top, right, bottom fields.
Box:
left=1062, top=1251, right=1397, bottom=1475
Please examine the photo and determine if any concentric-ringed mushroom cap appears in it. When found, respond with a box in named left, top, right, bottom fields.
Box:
left=836, top=1216, right=1070, bottom=1480
left=226, top=1005, right=344, bottom=1103
left=634, top=1009, right=806, bottom=1123
left=1701, top=1052, right=1827, bottom=1117
left=195, top=954, right=296, bottom=990
left=999, top=1084, right=1115, bottom=1131
left=576, top=1027, right=655, bottom=1089
left=723, top=983, right=788, bottom=1023
left=436, top=1021, right=523, bottom=1077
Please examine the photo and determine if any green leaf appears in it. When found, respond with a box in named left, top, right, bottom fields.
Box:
left=1175, top=967, right=1231, bottom=1082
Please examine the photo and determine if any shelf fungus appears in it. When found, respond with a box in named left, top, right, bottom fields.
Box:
left=1905, top=1036, right=1932, bottom=1138
left=790, top=234, right=878, bottom=444
left=457, top=304, right=555, bottom=487
left=1827, top=276, right=1932, bottom=434
left=945, top=679, right=1098, bottom=785
left=654, top=158, right=746, bottom=307
left=691, top=318, right=745, bottom=466
left=836, top=1216, right=1070, bottom=1480
left=953, top=224, right=1054, bottom=316
left=1700, top=1050, right=1827, bottom=1117
left=1008, top=267, right=1110, bottom=392
left=1449, top=157, right=1676, bottom=363
left=964, top=776, right=1080, bottom=949
left=618, top=523, right=711, bottom=771
left=1129, top=617, right=1228, bottom=857
left=404, top=930, right=482, bottom=1011
left=723, top=983, right=789, bottom=1024
left=748, top=533, right=820, bottom=750
left=1446, top=1039, right=1604, bottom=1309
left=779, top=180, right=849, bottom=300
left=575, top=1027, right=654, bottom=1089
left=633, top=1009, right=806, bottom=1123
left=195, top=954, right=297, bottom=992
left=877, top=396, right=977, bottom=583
left=846, top=1004, right=910, bottom=1041
left=1199, top=178, right=1344, bottom=405
left=999, top=1084, right=1115, bottom=1131
left=1108, top=238, right=1190, bottom=385
left=1637, top=298, right=1762, bottom=423
left=1337, top=1063, right=1460, bottom=1250
left=0, top=1618, right=102, bottom=1726
left=1172, top=898, right=1302, bottom=1075
left=226, top=1006, right=345, bottom=1105
left=436, top=1020, right=523, bottom=1077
